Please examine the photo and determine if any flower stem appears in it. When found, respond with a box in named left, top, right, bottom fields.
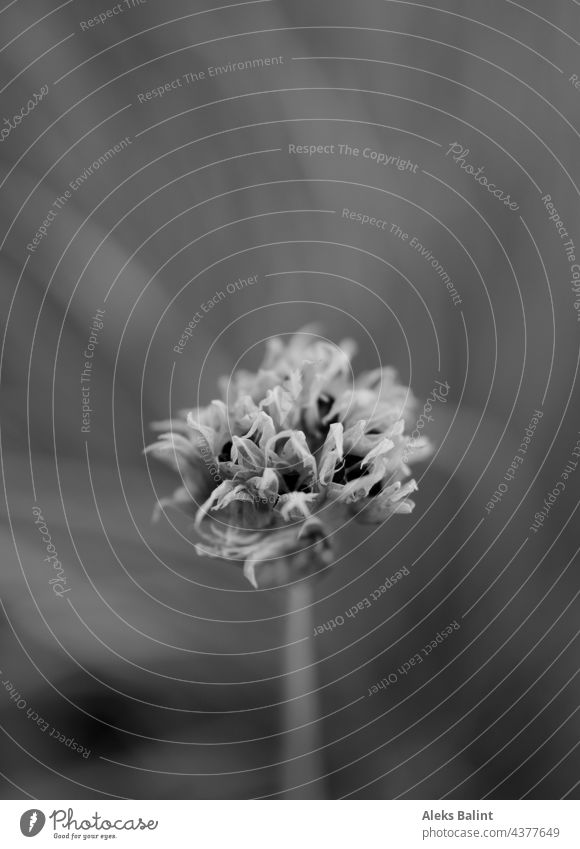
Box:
left=281, top=580, right=326, bottom=799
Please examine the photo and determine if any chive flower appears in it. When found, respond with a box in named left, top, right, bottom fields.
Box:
left=146, top=329, right=431, bottom=588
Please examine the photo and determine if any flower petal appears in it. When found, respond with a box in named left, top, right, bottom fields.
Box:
left=361, top=437, right=395, bottom=468
left=144, top=432, right=197, bottom=472
left=243, top=411, right=276, bottom=449
left=186, top=400, right=230, bottom=455
left=259, top=385, right=296, bottom=429
left=231, top=436, right=265, bottom=471
left=318, top=422, right=345, bottom=485
left=355, top=479, right=419, bottom=523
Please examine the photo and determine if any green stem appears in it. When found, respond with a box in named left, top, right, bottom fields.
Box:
left=281, top=580, right=326, bottom=799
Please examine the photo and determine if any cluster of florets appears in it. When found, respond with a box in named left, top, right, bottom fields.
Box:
left=146, top=329, right=431, bottom=588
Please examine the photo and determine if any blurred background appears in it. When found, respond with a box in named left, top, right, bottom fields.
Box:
left=0, top=0, right=579, bottom=799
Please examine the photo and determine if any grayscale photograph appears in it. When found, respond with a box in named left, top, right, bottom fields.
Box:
left=0, top=0, right=579, bottom=834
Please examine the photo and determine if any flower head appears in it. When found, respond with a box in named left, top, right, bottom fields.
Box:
left=146, top=328, right=431, bottom=588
